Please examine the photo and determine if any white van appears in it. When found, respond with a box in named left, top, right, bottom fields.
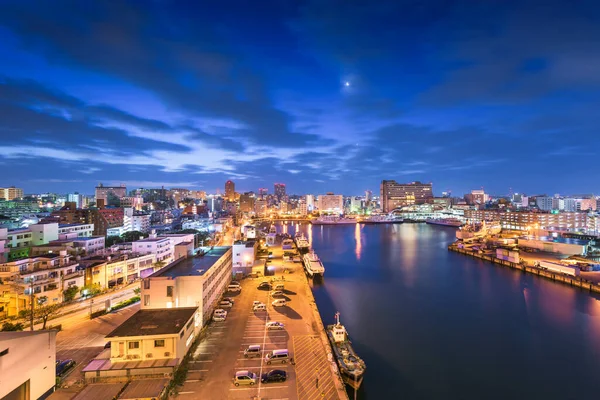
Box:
left=227, top=284, right=242, bottom=292
left=253, top=303, right=266, bottom=311
left=274, top=283, right=285, bottom=291
left=272, top=299, right=286, bottom=307
left=265, top=349, right=290, bottom=365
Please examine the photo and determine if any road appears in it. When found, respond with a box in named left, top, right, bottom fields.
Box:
left=178, top=243, right=345, bottom=400
left=32, top=282, right=140, bottom=331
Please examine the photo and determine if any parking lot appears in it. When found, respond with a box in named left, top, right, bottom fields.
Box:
left=179, top=246, right=344, bottom=400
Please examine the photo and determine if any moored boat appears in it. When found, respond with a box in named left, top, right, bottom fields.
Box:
left=425, top=218, right=464, bottom=227
left=326, top=312, right=365, bottom=390
left=302, top=250, right=325, bottom=277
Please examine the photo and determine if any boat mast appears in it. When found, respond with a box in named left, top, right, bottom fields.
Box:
left=335, top=311, right=340, bottom=326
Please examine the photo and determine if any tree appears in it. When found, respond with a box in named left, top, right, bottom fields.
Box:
left=1, top=322, right=24, bottom=331
left=22, top=303, right=62, bottom=330
left=80, top=284, right=101, bottom=297
left=121, top=230, right=149, bottom=243
left=153, top=261, right=166, bottom=270
left=105, top=235, right=124, bottom=247
left=63, top=285, right=79, bottom=302
left=35, top=304, right=61, bottom=330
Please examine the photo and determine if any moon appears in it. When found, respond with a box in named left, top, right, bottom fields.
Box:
left=345, top=81, right=350, bottom=87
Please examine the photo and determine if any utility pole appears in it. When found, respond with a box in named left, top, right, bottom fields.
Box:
left=89, top=298, right=94, bottom=319
left=29, top=279, right=34, bottom=331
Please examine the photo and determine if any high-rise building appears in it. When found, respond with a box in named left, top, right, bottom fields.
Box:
left=254, top=199, right=267, bottom=216
left=274, top=183, right=286, bottom=201
left=239, top=193, right=255, bottom=213
left=298, top=202, right=308, bottom=216
left=0, top=187, right=24, bottom=200
left=305, top=195, right=315, bottom=211
left=67, top=192, right=83, bottom=208
left=317, top=193, right=344, bottom=213
left=258, top=188, right=268, bottom=199
left=95, top=183, right=126, bottom=206
left=380, top=180, right=433, bottom=212
left=225, top=180, right=235, bottom=201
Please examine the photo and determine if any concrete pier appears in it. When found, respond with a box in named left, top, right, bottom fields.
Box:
left=448, top=244, right=600, bottom=294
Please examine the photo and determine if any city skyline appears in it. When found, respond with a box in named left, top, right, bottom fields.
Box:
left=2, top=1, right=600, bottom=195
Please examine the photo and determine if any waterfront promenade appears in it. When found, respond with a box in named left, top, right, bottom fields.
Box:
left=177, top=242, right=348, bottom=400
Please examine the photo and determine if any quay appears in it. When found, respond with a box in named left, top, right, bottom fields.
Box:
left=448, top=244, right=600, bottom=294
left=178, top=239, right=348, bottom=400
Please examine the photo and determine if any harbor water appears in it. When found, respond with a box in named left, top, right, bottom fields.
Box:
left=276, top=222, right=600, bottom=399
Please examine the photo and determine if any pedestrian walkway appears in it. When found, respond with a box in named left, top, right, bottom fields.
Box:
left=294, top=335, right=338, bottom=400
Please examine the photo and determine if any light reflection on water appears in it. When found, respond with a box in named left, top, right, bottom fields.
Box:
left=274, top=222, right=600, bottom=399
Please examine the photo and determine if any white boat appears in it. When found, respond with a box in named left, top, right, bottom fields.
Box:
left=359, top=215, right=403, bottom=224
left=425, top=218, right=463, bottom=227
left=294, top=233, right=310, bottom=253
left=282, top=239, right=294, bottom=250
left=311, top=216, right=357, bottom=225
left=302, top=251, right=325, bottom=277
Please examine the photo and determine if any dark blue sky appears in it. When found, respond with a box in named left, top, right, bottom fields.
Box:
left=1, top=0, right=599, bottom=196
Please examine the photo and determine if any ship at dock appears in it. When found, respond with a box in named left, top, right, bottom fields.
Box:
left=359, top=215, right=403, bottom=224
left=327, top=312, right=365, bottom=390
left=425, top=218, right=464, bottom=227
left=311, top=216, right=357, bottom=225
left=294, top=233, right=311, bottom=254
left=302, top=250, right=325, bottom=277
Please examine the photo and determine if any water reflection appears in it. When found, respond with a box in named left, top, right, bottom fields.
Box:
left=355, top=223, right=362, bottom=260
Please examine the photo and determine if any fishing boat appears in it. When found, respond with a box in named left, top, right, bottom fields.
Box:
left=326, top=312, right=365, bottom=390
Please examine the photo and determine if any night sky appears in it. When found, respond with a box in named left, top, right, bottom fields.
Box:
left=1, top=1, right=599, bottom=196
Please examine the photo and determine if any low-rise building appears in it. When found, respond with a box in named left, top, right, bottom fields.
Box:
left=31, top=236, right=105, bottom=257
left=80, top=253, right=156, bottom=289
left=0, top=251, right=83, bottom=306
left=0, top=331, right=57, bottom=400
left=141, top=246, right=232, bottom=325
left=232, top=240, right=257, bottom=275
left=132, top=234, right=174, bottom=265
left=58, top=223, right=94, bottom=238
left=82, top=307, right=199, bottom=382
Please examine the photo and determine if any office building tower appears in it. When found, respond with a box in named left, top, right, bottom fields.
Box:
left=317, top=193, right=344, bottom=213
left=67, top=192, right=83, bottom=209
left=225, top=180, right=235, bottom=202
left=274, top=183, right=286, bottom=201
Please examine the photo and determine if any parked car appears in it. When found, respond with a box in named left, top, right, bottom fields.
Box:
left=214, top=308, right=227, bottom=316
left=223, top=297, right=235, bottom=304
left=261, top=369, right=287, bottom=383
left=253, top=303, right=266, bottom=311
left=266, top=321, right=284, bottom=330
left=227, top=284, right=242, bottom=292
left=213, top=312, right=227, bottom=322
left=257, top=282, right=272, bottom=290
left=56, top=359, right=75, bottom=376
left=234, top=370, right=257, bottom=386
left=219, top=300, right=233, bottom=308
left=244, top=345, right=262, bottom=358
left=272, top=299, right=286, bottom=307
left=270, top=290, right=285, bottom=297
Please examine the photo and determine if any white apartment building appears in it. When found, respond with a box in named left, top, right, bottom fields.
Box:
left=317, top=193, right=344, bottom=213
left=6, top=223, right=59, bottom=250
left=0, top=252, right=84, bottom=305
left=0, top=331, right=57, bottom=400
left=132, top=213, right=151, bottom=233
left=82, top=253, right=156, bottom=289
left=306, top=194, right=315, bottom=211
left=298, top=202, right=308, bottom=216
left=140, top=246, right=232, bottom=325
left=132, top=235, right=174, bottom=264
left=58, top=223, right=94, bottom=238
left=232, top=240, right=257, bottom=273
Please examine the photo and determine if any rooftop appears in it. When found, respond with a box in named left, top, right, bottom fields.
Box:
left=106, top=307, right=197, bottom=338
left=154, top=246, right=231, bottom=278
left=59, top=223, right=91, bottom=228
left=135, top=237, right=170, bottom=243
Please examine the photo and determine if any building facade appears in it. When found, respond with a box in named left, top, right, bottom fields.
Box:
left=0, top=331, right=57, bottom=400
left=380, top=180, right=433, bottom=212
left=317, top=193, right=344, bottom=213
left=140, top=247, right=232, bottom=325
left=0, top=187, right=24, bottom=201
left=225, top=180, right=235, bottom=202
left=95, top=184, right=127, bottom=206
left=274, top=183, right=286, bottom=201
